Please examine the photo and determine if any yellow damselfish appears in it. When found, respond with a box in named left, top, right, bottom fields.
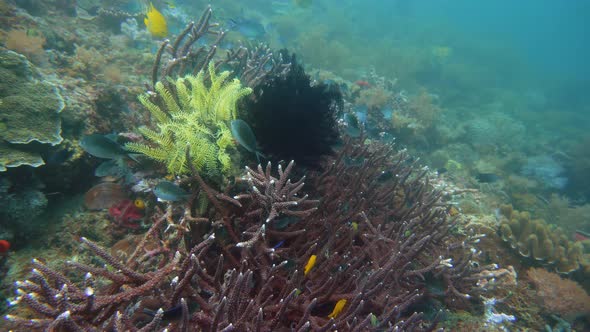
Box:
left=328, top=299, right=347, bottom=319
left=134, top=199, right=146, bottom=209
left=144, top=3, right=168, bottom=38
left=304, top=254, right=317, bottom=276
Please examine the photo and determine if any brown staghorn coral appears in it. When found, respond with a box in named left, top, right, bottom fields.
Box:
left=527, top=267, right=590, bottom=321
left=498, top=204, right=587, bottom=274
left=6, top=139, right=493, bottom=331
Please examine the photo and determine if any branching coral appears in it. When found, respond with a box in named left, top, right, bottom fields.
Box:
left=126, top=62, right=252, bottom=177
left=7, top=138, right=493, bottom=331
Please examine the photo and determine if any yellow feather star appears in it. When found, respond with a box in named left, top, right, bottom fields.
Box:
left=126, top=63, right=252, bottom=177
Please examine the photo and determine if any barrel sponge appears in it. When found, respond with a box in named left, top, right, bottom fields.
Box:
left=0, top=49, right=65, bottom=171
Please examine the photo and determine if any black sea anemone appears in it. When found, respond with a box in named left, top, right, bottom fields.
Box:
left=242, top=51, right=342, bottom=168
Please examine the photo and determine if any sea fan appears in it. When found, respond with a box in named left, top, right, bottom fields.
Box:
left=243, top=51, right=342, bottom=168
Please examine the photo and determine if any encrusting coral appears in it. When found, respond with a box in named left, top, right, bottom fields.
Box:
left=125, top=62, right=252, bottom=177
left=498, top=204, right=588, bottom=274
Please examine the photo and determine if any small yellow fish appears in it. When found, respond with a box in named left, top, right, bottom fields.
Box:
left=304, top=254, right=317, bottom=276
left=431, top=45, right=452, bottom=59
left=144, top=3, right=168, bottom=38
left=134, top=199, right=146, bottom=209
left=328, top=299, right=347, bottom=319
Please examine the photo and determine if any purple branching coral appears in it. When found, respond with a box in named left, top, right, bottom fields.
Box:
left=6, top=139, right=495, bottom=331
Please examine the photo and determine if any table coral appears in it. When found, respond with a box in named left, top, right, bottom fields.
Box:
left=0, top=49, right=65, bottom=171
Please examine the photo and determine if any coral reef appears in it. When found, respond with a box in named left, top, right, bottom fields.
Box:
left=5, top=138, right=494, bottom=330
left=126, top=62, right=252, bottom=177
left=0, top=49, right=65, bottom=171
left=527, top=267, right=590, bottom=322
left=498, top=205, right=588, bottom=274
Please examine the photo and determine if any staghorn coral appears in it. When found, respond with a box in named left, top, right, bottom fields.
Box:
left=527, top=267, right=590, bottom=321
left=5, top=138, right=493, bottom=331
left=149, top=6, right=223, bottom=88
left=498, top=204, right=587, bottom=274
left=125, top=62, right=252, bottom=177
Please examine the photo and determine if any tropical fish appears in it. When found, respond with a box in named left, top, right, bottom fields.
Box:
left=231, top=119, right=265, bottom=163
left=143, top=305, right=182, bottom=320
left=431, top=45, right=452, bottom=60
left=574, top=230, right=590, bottom=242
left=355, top=80, right=371, bottom=88
left=380, top=106, right=393, bottom=120
left=95, top=160, right=125, bottom=177
left=144, top=2, right=168, bottom=38
left=343, top=113, right=361, bottom=138
left=328, top=299, right=347, bottom=319
left=476, top=173, right=501, bottom=183
left=353, top=105, right=368, bottom=125
left=304, top=254, right=317, bottom=276
left=154, top=181, right=191, bottom=202
left=162, top=0, right=176, bottom=9
left=134, top=199, right=146, bottom=210
left=227, top=17, right=266, bottom=40
left=80, top=134, right=129, bottom=160
left=41, top=146, right=73, bottom=165
left=294, top=0, right=313, bottom=8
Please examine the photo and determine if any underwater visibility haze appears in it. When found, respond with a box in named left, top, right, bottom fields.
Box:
left=0, top=0, right=589, bottom=330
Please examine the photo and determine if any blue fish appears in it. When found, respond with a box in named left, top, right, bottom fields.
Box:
left=228, top=17, right=266, bottom=40
left=154, top=181, right=191, bottom=202
left=343, top=113, right=361, bottom=138
left=353, top=105, right=368, bottom=125
left=380, top=106, right=393, bottom=120
left=231, top=119, right=266, bottom=163
left=80, top=134, right=136, bottom=160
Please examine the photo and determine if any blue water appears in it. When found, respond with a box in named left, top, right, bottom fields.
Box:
left=1, top=0, right=589, bottom=330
